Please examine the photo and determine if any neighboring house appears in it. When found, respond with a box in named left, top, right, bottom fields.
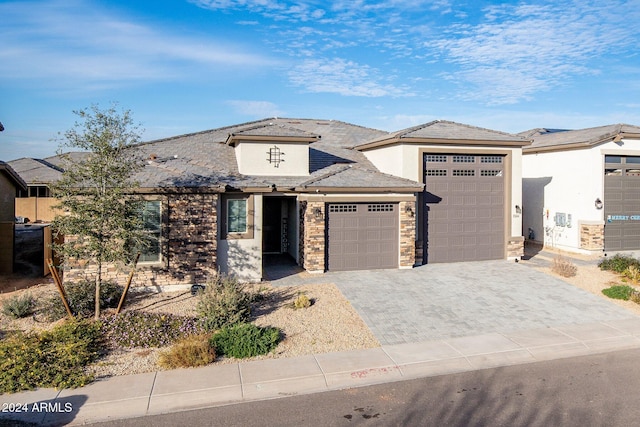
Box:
left=10, top=118, right=529, bottom=286
left=522, top=124, right=640, bottom=253
left=0, top=161, right=27, bottom=274
left=8, top=153, right=88, bottom=223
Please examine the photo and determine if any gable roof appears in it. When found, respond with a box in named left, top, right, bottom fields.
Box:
left=0, top=161, right=27, bottom=191
left=522, top=123, right=640, bottom=153
left=356, top=120, right=530, bottom=150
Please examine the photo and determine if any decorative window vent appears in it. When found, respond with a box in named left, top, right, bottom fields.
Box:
left=267, top=146, right=285, bottom=168
left=453, top=155, right=475, bottom=163
left=329, top=204, right=357, bottom=213
left=481, top=170, right=503, bottom=177
left=367, top=204, right=394, bottom=212
left=480, top=156, right=503, bottom=163
left=425, top=154, right=447, bottom=162
left=426, top=169, right=447, bottom=176
left=453, top=169, right=475, bottom=176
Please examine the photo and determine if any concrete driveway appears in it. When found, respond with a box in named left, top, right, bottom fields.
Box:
left=269, top=260, right=636, bottom=345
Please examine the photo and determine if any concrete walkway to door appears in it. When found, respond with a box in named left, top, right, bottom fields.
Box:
left=269, top=260, right=635, bottom=345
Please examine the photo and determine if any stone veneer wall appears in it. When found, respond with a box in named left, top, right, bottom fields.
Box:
left=507, top=236, right=524, bottom=259
left=299, top=200, right=325, bottom=272
left=579, top=222, right=604, bottom=251
left=65, top=192, right=218, bottom=287
left=399, top=200, right=416, bottom=268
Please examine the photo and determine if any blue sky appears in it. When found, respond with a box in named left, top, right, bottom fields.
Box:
left=2, top=0, right=640, bottom=160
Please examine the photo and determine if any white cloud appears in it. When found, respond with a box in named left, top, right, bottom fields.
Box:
left=226, top=100, right=285, bottom=118
left=432, top=1, right=640, bottom=104
left=288, top=58, right=413, bottom=97
left=0, top=0, right=278, bottom=89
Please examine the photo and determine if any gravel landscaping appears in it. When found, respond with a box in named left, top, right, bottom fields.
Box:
left=0, top=280, right=380, bottom=379
left=2, top=252, right=640, bottom=381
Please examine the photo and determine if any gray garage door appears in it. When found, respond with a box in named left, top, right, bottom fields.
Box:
left=327, top=203, right=398, bottom=271
left=604, top=155, right=640, bottom=251
left=423, top=154, right=505, bottom=263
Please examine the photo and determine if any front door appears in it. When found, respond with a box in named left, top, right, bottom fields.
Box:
left=263, top=197, right=282, bottom=253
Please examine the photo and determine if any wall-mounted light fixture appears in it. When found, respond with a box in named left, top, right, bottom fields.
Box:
left=313, top=207, right=323, bottom=219
left=405, top=205, right=414, bottom=217
left=595, top=198, right=603, bottom=209
left=515, top=205, right=522, bottom=214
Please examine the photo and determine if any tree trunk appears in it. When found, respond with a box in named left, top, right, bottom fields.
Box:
left=95, top=264, right=102, bottom=320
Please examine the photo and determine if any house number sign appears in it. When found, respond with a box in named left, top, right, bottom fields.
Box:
left=607, top=215, right=640, bottom=222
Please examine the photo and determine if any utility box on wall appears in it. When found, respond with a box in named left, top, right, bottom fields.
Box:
left=555, top=212, right=567, bottom=227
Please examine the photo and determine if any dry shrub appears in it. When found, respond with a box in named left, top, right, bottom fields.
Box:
left=158, top=334, right=215, bottom=369
left=552, top=256, right=577, bottom=278
left=293, top=293, right=312, bottom=309
left=631, top=289, right=640, bottom=305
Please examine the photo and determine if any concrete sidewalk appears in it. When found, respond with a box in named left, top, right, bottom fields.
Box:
left=2, top=316, right=640, bottom=426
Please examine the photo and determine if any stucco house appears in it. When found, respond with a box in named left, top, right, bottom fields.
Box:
left=0, top=161, right=27, bottom=274
left=10, top=118, right=529, bottom=286
left=522, top=124, right=640, bottom=253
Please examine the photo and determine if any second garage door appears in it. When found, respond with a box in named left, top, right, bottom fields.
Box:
left=327, top=203, right=398, bottom=271
left=423, top=153, right=505, bottom=263
left=604, top=155, right=640, bottom=251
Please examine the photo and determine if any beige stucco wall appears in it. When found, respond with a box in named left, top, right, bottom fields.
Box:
left=235, top=141, right=310, bottom=176
left=217, top=193, right=263, bottom=282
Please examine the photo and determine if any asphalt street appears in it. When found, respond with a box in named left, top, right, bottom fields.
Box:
left=89, top=348, right=640, bottom=427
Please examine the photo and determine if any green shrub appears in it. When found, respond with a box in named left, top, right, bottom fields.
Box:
left=197, top=275, right=252, bottom=331
left=0, top=319, right=101, bottom=393
left=158, top=334, right=215, bottom=368
left=602, top=285, right=635, bottom=300
left=2, top=293, right=35, bottom=318
left=598, top=254, right=640, bottom=273
left=210, top=323, right=280, bottom=359
left=45, top=280, right=123, bottom=320
left=101, top=311, right=204, bottom=348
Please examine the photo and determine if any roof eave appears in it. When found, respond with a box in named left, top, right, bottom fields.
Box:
left=293, top=185, right=423, bottom=193
left=226, top=134, right=319, bottom=146
left=357, top=137, right=531, bottom=151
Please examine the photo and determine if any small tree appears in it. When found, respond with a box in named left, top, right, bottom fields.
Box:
left=52, top=104, right=146, bottom=319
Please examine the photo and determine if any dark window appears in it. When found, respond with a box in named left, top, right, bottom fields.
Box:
left=453, top=155, right=475, bottom=163
left=425, top=154, right=447, bottom=162
left=329, top=204, right=357, bottom=213
left=480, top=156, right=503, bottom=163
left=426, top=169, right=447, bottom=176
left=367, top=204, right=394, bottom=212
left=605, top=155, right=622, bottom=163
left=626, top=156, right=640, bottom=164
left=453, top=169, right=475, bottom=176
left=139, top=201, right=161, bottom=263
left=227, top=199, right=247, bottom=233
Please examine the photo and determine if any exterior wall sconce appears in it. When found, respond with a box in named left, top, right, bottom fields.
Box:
left=405, top=205, right=414, bottom=217
left=515, top=205, right=522, bottom=214
left=313, top=207, right=323, bottom=219
left=595, top=198, right=603, bottom=209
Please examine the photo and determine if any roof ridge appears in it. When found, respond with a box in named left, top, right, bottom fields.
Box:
left=298, top=164, right=352, bottom=187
